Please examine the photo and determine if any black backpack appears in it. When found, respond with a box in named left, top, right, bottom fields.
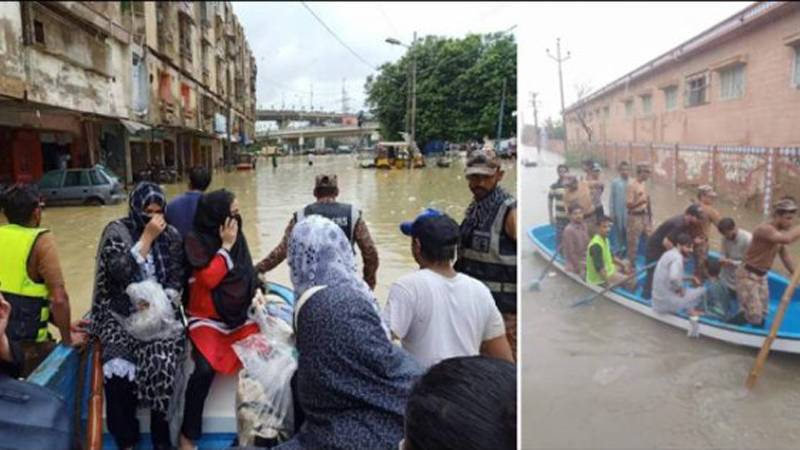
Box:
left=0, top=375, right=71, bottom=450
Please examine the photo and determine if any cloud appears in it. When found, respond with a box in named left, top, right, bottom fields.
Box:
left=232, top=1, right=519, bottom=112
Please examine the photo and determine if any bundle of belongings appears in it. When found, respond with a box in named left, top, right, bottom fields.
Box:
left=234, top=288, right=297, bottom=447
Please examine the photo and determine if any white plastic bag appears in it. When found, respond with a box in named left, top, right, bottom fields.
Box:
left=235, top=289, right=297, bottom=446
left=115, top=279, right=183, bottom=341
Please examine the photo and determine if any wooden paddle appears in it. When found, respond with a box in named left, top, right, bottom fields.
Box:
left=530, top=246, right=560, bottom=291
left=87, top=340, right=104, bottom=450
left=571, top=261, right=658, bottom=308
left=745, top=265, right=800, bottom=390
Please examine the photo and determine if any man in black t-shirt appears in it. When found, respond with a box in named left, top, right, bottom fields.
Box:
left=642, top=205, right=705, bottom=299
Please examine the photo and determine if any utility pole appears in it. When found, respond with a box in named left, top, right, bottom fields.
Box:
left=496, top=77, right=507, bottom=145
left=547, top=38, right=570, bottom=152
left=410, top=31, right=418, bottom=153
left=310, top=82, right=314, bottom=111
left=341, top=78, right=350, bottom=114
left=530, top=91, right=540, bottom=151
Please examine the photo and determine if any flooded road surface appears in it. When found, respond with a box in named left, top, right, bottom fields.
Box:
left=25, top=153, right=515, bottom=317
left=521, top=147, right=800, bottom=449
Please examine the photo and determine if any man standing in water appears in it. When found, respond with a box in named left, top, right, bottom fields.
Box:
left=547, top=164, right=570, bottom=249
left=608, top=161, right=630, bottom=257
left=692, top=185, right=722, bottom=281
left=0, top=185, right=78, bottom=376
left=626, top=163, right=652, bottom=267
left=734, top=198, right=800, bottom=326
left=256, top=174, right=379, bottom=289
left=455, top=150, right=517, bottom=358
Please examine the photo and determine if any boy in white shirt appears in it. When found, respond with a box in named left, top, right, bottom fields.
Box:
left=383, top=208, right=513, bottom=369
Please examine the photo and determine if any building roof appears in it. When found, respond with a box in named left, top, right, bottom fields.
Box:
left=564, top=1, right=790, bottom=114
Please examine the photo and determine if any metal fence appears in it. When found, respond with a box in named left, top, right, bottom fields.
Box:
left=565, top=141, right=800, bottom=216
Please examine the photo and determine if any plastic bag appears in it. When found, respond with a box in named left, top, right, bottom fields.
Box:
left=114, top=279, right=183, bottom=341
left=235, top=289, right=297, bottom=446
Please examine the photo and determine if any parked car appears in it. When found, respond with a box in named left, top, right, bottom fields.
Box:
left=39, top=165, right=126, bottom=206
left=336, top=145, right=352, bottom=154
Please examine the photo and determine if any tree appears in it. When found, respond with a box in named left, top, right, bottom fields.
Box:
left=544, top=117, right=565, bottom=140
left=572, top=82, right=594, bottom=142
left=365, top=33, right=517, bottom=146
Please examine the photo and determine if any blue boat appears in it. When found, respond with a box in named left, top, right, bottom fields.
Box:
left=26, top=282, right=295, bottom=450
left=528, top=224, right=800, bottom=353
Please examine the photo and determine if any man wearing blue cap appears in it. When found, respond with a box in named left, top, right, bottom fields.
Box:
left=384, top=209, right=512, bottom=369
left=454, top=150, right=518, bottom=358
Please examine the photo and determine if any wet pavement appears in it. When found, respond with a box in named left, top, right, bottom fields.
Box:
left=12, top=153, right=515, bottom=317
left=521, top=147, right=800, bottom=449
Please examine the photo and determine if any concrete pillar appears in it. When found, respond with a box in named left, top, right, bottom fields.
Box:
left=123, top=131, right=133, bottom=186
left=299, top=135, right=304, bottom=148
left=315, top=136, right=325, bottom=150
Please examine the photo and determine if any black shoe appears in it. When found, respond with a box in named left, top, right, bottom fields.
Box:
left=729, top=311, right=748, bottom=325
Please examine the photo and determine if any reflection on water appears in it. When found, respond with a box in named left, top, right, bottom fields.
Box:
left=17, top=154, right=515, bottom=316
left=521, top=147, right=800, bottom=449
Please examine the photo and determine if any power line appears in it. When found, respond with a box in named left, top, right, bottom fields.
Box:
left=300, top=2, right=377, bottom=71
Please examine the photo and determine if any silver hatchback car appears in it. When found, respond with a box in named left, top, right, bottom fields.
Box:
left=39, top=165, right=126, bottom=206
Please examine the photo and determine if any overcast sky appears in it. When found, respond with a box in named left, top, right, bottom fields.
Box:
left=232, top=2, right=519, bottom=114
left=232, top=2, right=750, bottom=121
left=518, top=1, right=749, bottom=125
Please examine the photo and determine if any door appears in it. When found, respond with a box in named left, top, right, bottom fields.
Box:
left=38, top=170, right=65, bottom=205
left=61, top=170, right=92, bottom=204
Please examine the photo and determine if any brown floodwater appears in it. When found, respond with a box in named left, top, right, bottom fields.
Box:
left=12, top=153, right=515, bottom=317
left=521, top=147, right=800, bottom=449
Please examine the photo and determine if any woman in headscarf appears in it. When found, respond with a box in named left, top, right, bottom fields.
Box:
left=277, top=215, right=421, bottom=450
left=179, top=189, right=259, bottom=449
left=90, top=182, right=186, bottom=450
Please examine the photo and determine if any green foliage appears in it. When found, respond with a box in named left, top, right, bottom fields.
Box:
left=365, top=33, right=517, bottom=145
left=544, top=117, right=565, bottom=140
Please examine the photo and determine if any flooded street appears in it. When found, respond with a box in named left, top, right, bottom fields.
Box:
left=521, top=147, right=800, bottom=449
left=21, top=153, right=515, bottom=317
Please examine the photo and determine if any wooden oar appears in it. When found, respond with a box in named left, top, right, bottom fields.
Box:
left=745, top=265, right=800, bottom=390
left=571, top=261, right=657, bottom=308
left=530, top=246, right=560, bottom=291
left=87, top=340, right=104, bottom=450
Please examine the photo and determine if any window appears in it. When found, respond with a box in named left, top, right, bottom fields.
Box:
left=664, top=86, right=678, bottom=111
left=603, top=106, right=609, bottom=118
left=159, top=72, right=173, bottom=104
left=181, top=83, right=191, bottom=111
left=89, top=170, right=108, bottom=186
left=33, top=20, right=45, bottom=45
left=624, top=100, right=633, bottom=118
left=39, top=170, right=64, bottom=189
left=794, top=46, right=800, bottom=88
left=640, top=94, right=652, bottom=115
left=63, top=170, right=90, bottom=187
left=719, top=64, right=745, bottom=100
left=685, top=73, right=708, bottom=107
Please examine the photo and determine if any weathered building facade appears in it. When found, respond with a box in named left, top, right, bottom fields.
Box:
left=0, top=1, right=256, bottom=184
left=564, top=1, right=800, bottom=214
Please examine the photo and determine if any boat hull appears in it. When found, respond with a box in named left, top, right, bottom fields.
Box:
left=528, top=224, right=800, bottom=353
left=27, top=282, right=296, bottom=449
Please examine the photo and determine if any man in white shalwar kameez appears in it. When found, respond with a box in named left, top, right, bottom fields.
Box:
left=652, top=233, right=707, bottom=315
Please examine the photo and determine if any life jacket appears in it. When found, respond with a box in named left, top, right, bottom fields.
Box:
left=586, top=234, right=616, bottom=285
left=455, top=197, right=517, bottom=314
left=0, top=224, right=52, bottom=343
left=295, top=202, right=360, bottom=243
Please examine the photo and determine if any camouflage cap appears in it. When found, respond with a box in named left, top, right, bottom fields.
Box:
left=315, top=174, right=338, bottom=189
left=774, top=197, right=799, bottom=213
left=465, top=149, right=501, bottom=176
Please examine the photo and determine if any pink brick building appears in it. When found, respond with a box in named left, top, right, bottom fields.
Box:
left=564, top=2, right=800, bottom=214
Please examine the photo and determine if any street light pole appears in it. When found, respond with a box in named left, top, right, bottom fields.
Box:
left=496, top=77, right=507, bottom=145
left=547, top=38, right=570, bottom=152
left=410, top=31, right=417, bottom=154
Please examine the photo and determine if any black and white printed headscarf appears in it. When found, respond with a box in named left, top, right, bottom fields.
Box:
left=120, top=182, right=171, bottom=282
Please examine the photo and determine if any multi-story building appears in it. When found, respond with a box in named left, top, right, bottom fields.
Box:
left=564, top=1, right=800, bottom=213
left=0, top=1, right=256, bottom=185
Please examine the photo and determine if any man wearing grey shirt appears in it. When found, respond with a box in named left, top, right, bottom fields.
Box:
left=717, top=218, right=752, bottom=291
left=652, top=233, right=707, bottom=314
